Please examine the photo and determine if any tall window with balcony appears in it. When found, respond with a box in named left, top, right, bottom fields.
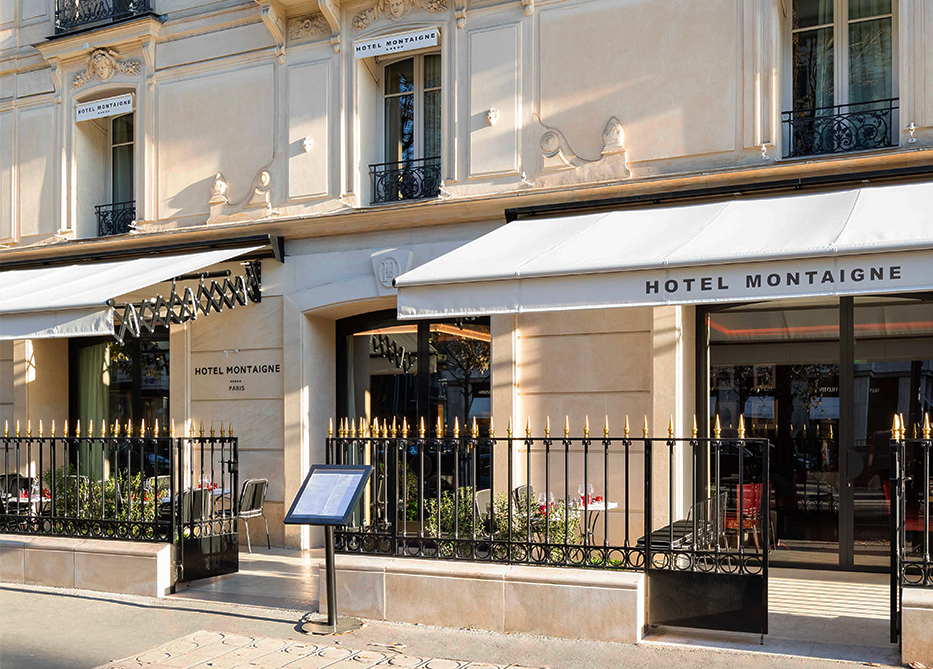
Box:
left=371, top=54, right=442, bottom=204
left=784, top=0, right=897, bottom=157
left=55, top=0, right=152, bottom=35
left=97, top=113, right=135, bottom=236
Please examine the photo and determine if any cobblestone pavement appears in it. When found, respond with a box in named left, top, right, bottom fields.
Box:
left=96, top=631, right=536, bottom=669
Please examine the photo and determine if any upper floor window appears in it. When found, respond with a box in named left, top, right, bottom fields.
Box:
left=371, top=54, right=442, bottom=204
left=783, top=0, right=898, bottom=158
left=98, top=113, right=136, bottom=236
left=55, top=0, right=153, bottom=35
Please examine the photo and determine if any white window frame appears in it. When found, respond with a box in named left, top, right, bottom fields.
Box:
left=108, top=112, right=135, bottom=206
left=377, top=50, right=442, bottom=165
left=782, top=0, right=899, bottom=112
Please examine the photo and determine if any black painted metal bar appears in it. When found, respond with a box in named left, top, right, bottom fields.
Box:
left=55, top=0, right=152, bottom=34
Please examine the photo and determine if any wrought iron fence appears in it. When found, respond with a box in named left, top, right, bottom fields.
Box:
left=893, top=415, right=932, bottom=587
left=328, top=416, right=770, bottom=578
left=55, top=0, right=151, bottom=34
left=96, top=201, right=136, bottom=237
left=0, top=420, right=237, bottom=552
left=369, top=157, right=441, bottom=204
left=781, top=98, right=898, bottom=158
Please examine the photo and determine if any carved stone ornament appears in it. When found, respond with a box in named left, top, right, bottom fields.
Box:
left=72, top=49, right=141, bottom=88
left=288, top=13, right=330, bottom=41
left=534, top=113, right=631, bottom=182
left=352, top=0, right=448, bottom=31
left=209, top=173, right=229, bottom=206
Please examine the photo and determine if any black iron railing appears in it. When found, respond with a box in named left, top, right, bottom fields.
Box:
left=96, top=201, right=135, bottom=236
left=370, top=157, right=441, bottom=204
left=782, top=98, right=898, bottom=158
left=0, top=423, right=237, bottom=550
left=55, top=0, right=152, bottom=34
left=328, top=419, right=770, bottom=577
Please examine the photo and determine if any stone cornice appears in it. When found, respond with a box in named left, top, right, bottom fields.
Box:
left=35, top=16, right=164, bottom=66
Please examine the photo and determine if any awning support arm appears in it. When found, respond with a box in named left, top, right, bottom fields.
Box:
left=108, top=260, right=262, bottom=343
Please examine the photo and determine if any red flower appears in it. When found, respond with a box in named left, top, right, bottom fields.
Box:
left=538, top=505, right=547, bottom=515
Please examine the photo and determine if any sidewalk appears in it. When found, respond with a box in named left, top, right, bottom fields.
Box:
left=0, top=583, right=901, bottom=669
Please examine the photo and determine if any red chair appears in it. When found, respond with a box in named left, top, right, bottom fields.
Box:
left=725, top=484, right=764, bottom=550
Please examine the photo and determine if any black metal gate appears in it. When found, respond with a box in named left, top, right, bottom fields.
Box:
left=645, top=430, right=770, bottom=636
left=173, top=426, right=239, bottom=582
left=890, top=417, right=933, bottom=644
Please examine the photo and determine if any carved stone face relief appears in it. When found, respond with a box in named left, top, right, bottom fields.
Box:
left=72, top=48, right=141, bottom=88
left=352, top=0, right=447, bottom=31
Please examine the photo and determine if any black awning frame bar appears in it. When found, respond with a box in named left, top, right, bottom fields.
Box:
left=504, top=163, right=933, bottom=222
left=0, top=234, right=285, bottom=272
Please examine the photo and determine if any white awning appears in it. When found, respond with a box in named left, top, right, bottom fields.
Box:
left=0, top=246, right=263, bottom=339
left=396, top=181, right=933, bottom=319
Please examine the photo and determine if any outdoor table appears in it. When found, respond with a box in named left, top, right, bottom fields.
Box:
left=4, top=493, right=47, bottom=516
left=579, top=500, right=618, bottom=544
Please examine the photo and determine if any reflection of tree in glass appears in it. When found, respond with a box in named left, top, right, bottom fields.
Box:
left=789, top=364, right=837, bottom=411
left=715, top=365, right=773, bottom=419
left=108, top=342, right=168, bottom=382
left=430, top=327, right=490, bottom=427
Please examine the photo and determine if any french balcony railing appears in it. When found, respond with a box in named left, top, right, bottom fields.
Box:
left=370, top=157, right=441, bottom=205
left=782, top=98, right=899, bottom=158
left=96, top=201, right=135, bottom=237
left=55, top=0, right=152, bottom=35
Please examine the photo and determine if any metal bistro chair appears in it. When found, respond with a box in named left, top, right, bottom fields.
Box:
left=237, top=478, right=270, bottom=553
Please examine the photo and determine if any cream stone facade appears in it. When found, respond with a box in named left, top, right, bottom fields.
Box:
left=2, top=0, right=933, bottom=656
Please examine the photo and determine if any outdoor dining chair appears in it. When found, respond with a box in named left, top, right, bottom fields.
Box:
left=237, top=478, right=270, bottom=553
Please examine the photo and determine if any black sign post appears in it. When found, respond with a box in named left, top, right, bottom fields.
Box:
left=284, top=464, right=373, bottom=635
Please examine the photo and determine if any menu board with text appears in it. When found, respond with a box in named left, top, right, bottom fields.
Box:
left=284, top=465, right=373, bottom=526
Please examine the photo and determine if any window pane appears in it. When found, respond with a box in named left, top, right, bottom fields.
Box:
left=112, top=113, right=133, bottom=145
left=848, top=17, right=892, bottom=105
left=849, top=0, right=891, bottom=20
left=112, top=143, right=134, bottom=203
left=385, top=58, right=414, bottom=95
left=423, top=89, right=441, bottom=159
left=793, top=0, right=833, bottom=29
left=384, top=94, right=414, bottom=163
left=424, top=54, right=441, bottom=89
left=428, top=322, right=491, bottom=437
left=793, top=27, right=835, bottom=110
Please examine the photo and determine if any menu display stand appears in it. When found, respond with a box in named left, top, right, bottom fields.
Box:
left=284, top=464, right=373, bottom=635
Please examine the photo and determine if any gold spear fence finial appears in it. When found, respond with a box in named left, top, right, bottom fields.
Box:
left=489, top=416, right=495, bottom=439
left=419, top=417, right=426, bottom=439
left=545, top=416, right=551, bottom=439
left=27, top=419, right=32, bottom=438
left=583, top=415, right=590, bottom=439
left=209, top=420, right=214, bottom=437
left=668, top=416, right=675, bottom=439
left=38, top=420, right=43, bottom=438
left=922, top=412, right=931, bottom=441
left=75, top=420, right=80, bottom=437
left=228, top=423, right=234, bottom=437
left=525, top=416, right=532, bottom=439
left=437, top=415, right=444, bottom=439
left=507, top=417, right=513, bottom=438
left=642, top=416, right=649, bottom=439
left=402, top=417, right=409, bottom=439
left=738, top=414, right=746, bottom=440
left=328, top=418, right=334, bottom=439
left=692, top=415, right=698, bottom=440
left=453, top=417, right=460, bottom=439
left=64, top=419, right=69, bottom=437
left=564, top=415, right=570, bottom=439
left=170, top=419, right=175, bottom=438
left=155, top=419, right=160, bottom=437
left=3, top=420, right=8, bottom=438
left=90, top=419, right=95, bottom=437
left=51, top=420, right=55, bottom=438
left=714, top=415, right=722, bottom=440
left=102, top=421, right=107, bottom=438
left=392, top=417, right=398, bottom=439
left=16, top=420, right=21, bottom=438
left=220, top=422, right=226, bottom=438
left=350, top=418, right=356, bottom=438
left=141, top=419, right=146, bottom=437
left=604, top=415, right=610, bottom=439
left=892, top=415, right=900, bottom=440
left=471, top=417, right=479, bottom=439
left=624, top=415, right=630, bottom=439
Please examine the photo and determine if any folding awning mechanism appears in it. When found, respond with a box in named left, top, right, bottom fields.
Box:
left=108, top=260, right=262, bottom=343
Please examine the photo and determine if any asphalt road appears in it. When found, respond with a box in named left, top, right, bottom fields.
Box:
left=0, top=584, right=900, bottom=669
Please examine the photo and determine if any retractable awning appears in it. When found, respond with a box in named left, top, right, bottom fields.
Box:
left=0, top=246, right=263, bottom=340
left=395, top=181, right=933, bottom=319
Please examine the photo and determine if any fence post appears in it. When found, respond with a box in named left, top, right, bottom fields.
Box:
left=644, top=438, right=652, bottom=573
left=890, top=430, right=900, bottom=644
left=387, top=433, right=399, bottom=556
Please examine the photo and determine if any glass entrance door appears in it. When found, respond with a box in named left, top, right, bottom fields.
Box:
left=708, top=296, right=933, bottom=570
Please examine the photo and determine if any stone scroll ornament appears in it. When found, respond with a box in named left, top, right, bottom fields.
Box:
left=72, top=49, right=141, bottom=88
left=352, top=0, right=448, bottom=31
left=288, top=13, right=330, bottom=41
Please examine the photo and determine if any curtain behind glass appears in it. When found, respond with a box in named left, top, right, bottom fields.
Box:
left=385, top=59, right=415, bottom=164
left=793, top=0, right=835, bottom=112
left=423, top=55, right=442, bottom=161
left=111, top=114, right=134, bottom=204
left=848, top=1, right=892, bottom=107
left=76, top=343, right=110, bottom=479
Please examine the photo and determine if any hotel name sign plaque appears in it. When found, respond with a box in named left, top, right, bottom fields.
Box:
left=191, top=350, right=283, bottom=400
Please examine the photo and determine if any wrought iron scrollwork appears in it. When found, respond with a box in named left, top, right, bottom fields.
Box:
left=96, top=201, right=136, bottom=237
left=370, top=157, right=441, bottom=204
left=109, top=261, right=262, bottom=343
left=782, top=98, right=898, bottom=158
left=55, top=0, right=152, bottom=34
